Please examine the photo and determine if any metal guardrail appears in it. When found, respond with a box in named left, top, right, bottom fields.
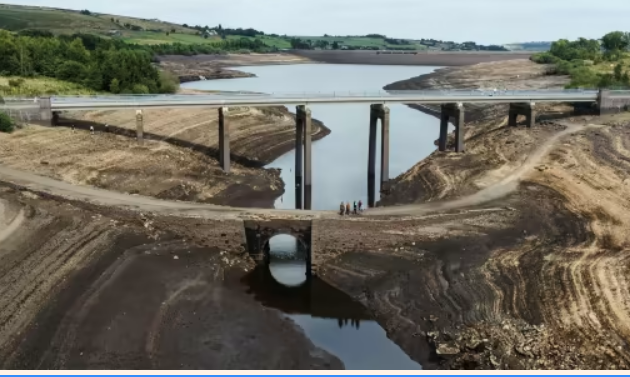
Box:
left=0, top=89, right=609, bottom=112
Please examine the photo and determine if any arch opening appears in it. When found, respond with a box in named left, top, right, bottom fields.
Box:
left=267, top=234, right=308, bottom=287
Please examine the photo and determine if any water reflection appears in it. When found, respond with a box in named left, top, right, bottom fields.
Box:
left=241, top=235, right=422, bottom=370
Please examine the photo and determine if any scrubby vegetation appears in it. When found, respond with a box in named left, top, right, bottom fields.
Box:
left=0, top=30, right=179, bottom=94
left=0, top=111, right=14, bottom=133
left=531, top=31, right=630, bottom=88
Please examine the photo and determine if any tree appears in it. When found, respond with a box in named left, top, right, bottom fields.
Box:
left=56, top=60, right=87, bottom=83
left=109, top=78, right=120, bottom=93
left=0, top=111, right=14, bottom=133
left=601, top=31, right=629, bottom=52
left=332, top=41, right=340, bottom=50
left=131, top=84, right=149, bottom=94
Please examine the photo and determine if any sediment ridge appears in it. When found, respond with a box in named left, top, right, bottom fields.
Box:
left=318, top=59, right=630, bottom=369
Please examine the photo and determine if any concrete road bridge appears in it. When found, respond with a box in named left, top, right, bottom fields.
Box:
left=4, top=89, right=628, bottom=210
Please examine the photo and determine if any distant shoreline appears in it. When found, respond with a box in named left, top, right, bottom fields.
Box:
left=289, top=50, right=533, bottom=66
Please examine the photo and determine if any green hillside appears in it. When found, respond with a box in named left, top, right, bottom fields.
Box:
left=0, top=3, right=509, bottom=51
left=0, top=3, right=214, bottom=45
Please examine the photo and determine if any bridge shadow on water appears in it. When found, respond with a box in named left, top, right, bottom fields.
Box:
left=240, top=235, right=424, bottom=370
left=241, top=262, right=371, bottom=325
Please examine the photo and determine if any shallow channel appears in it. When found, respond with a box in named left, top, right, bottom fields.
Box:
left=183, top=64, right=442, bottom=369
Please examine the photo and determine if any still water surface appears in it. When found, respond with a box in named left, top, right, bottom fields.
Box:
left=184, top=64, right=441, bottom=369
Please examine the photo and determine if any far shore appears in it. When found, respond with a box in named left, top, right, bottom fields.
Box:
left=159, top=50, right=536, bottom=84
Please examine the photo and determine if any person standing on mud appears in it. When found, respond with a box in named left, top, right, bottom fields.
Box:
left=358, top=200, right=363, bottom=212
left=340, top=202, right=345, bottom=216
left=353, top=201, right=357, bottom=215
left=345, top=202, right=351, bottom=216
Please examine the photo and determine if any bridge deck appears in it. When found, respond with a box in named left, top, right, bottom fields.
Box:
left=0, top=89, right=611, bottom=111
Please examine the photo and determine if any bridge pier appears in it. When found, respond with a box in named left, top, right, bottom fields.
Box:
left=508, top=102, right=536, bottom=128
left=52, top=111, right=60, bottom=126
left=295, top=105, right=312, bottom=210
left=218, top=107, right=230, bottom=173
left=439, top=103, right=465, bottom=153
left=135, top=110, right=144, bottom=142
left=368, top=104, right=390, bottom=208
left=38, top=97, right=52, bottom=126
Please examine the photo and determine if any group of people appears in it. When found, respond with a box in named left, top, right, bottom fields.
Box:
left=339, top=200, right=364, bottom=216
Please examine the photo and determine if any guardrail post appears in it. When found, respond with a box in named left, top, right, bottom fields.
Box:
left=218, top=107, right=230, bottom=173
left=135, top=110, right=144, bottom=142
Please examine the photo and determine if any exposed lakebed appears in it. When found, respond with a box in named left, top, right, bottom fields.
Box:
left=183, top=64, right=443, bottom=369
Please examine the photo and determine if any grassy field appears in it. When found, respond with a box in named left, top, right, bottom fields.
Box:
left=0, top=3, right=443, bottom=50
left=0, top=76, right=97, bottom=96
left=298, top=36, right=427, bottom=50
left=0, top=3, right=200, bottom=40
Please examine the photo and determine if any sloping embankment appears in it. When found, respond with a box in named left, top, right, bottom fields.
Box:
left=319, top=59, right=630, bottom=369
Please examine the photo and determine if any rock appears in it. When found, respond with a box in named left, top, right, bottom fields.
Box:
left=173, top=255, right=179, bottom=260
left=426, top=331, right=440, bottom=339
left=429, top=314, right=439, bottom=322
left=436, top=342, right=460, bottom=356
left=40, top=160, right=49, bottom=165
left=466, top=339, right=486, bottom=352
left=489, top=354, right=500, bottom=367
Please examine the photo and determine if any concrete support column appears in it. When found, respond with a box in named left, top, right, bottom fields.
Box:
left=367, top=107, right=378, bottom=208
left=52, top=111, right=60, bottom=126
left=508, top=103, right=536, bottom=128
left=135, top=110, right=144, bottom=142
left=440, top=103, right=465, bottom=153
left=301, top=106, right=313, bottom=210
left=379, top=105, right=390, bottom=193
left=438, top=112, right=449, bottom=151
left=454, top=104, right=465, bottom=153
left=508, top=109, right=519, bottom=127
left=38, top=97, right=52, bottom=126
left=218, top=107, right=230, bottom=173
left=295, top=108, right=304, bottom=210
left=598, top=89, right=612, bottom=115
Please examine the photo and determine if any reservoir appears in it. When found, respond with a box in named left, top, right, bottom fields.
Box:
left=183, top=64, right=441, bottom=369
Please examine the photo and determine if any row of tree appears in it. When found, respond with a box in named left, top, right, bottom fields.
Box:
left=0, top=30, right=177, bottom=94
left=531, top=31, right=630, bottom=88
left=148, top=38, right=270, bottom=55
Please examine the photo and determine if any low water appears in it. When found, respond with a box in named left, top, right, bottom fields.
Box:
left=184, top=64, right=442, bottom=369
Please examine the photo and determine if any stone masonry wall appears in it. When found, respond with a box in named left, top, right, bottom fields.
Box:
left=311, top=218, right=425, bottom=270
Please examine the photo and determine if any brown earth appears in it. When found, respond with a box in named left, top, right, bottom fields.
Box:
left=0, top=105, right=329, bottom=208
left=291, top=50, right=533, bottom=66
left=0, top=189, right=341, bottom=369
left=4, top=57, right=630, bottom=371
left=315, top=59, right=630, bottom=369
left=158, top=53, right=313, bottom=82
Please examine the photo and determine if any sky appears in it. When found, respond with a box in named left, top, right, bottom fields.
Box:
left=4, top=0, right=630, bottom=44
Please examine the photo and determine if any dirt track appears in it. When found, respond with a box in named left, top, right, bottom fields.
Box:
left=317, top=60, right=630, bottom=369
left=0, top=191, right=341, bottom=369
left=0, top=105, right=329, bottom=209
left=3, top=58, right=630, bottom=370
